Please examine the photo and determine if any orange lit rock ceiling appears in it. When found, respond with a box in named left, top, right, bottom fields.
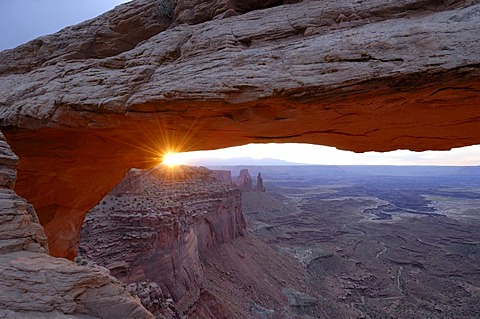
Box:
left=0, top=0, right=479, bottom=258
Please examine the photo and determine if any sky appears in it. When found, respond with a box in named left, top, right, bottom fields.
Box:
left=0, top=0, right=131, bottom=51
left=1, top=1, right=479, bottom=166
left=164, top=144, right=480, bottom=166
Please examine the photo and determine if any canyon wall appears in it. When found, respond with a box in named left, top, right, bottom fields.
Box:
left=79, top=166, right=246, bottom=317
left=79, top=166, right=320, bottom=318
left=0, top=0, right=478, bottom=260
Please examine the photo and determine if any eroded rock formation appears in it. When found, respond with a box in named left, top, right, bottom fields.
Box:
left=79, top=166, right=318, bottom=318
left=256, top=173, right=266, bottom=192
left=235, top=169, right=253, bottom=191
left=79, top=166, right=246, bottom=317
left=0, top=132, right=152, bottom=318
left=0, top=0, right=479, bottom=259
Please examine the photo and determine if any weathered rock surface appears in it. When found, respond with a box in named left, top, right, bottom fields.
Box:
left=0, top=131, right=153, bottom=318
left=124, top=280, right=176, bottom=319
left=0, top=0, right=173, bottom=75
left=79, top=166, right=246, bottom=317
left=0, top=0, right=479, bottom=257
left=174, top=0, right=285, bottom=24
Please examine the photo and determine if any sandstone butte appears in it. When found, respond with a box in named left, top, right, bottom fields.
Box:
left=0, top=0, right=479, bottom=317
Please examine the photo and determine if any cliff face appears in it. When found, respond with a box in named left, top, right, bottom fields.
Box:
left=79, top=166, right=246, bottom=317
left=0, top=132, right=153, bottom=318
left=0, top=0, right=478, bottom=258
left=79, top=166, right=319, bottom=318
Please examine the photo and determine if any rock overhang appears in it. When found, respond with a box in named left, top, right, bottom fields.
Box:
left=0, top=0, right=479, bottom=258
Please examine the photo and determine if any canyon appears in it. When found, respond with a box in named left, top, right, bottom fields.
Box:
left=79, top=166, right=318, bottom=318
left=238, top=165, right=480, bottom=318
left=0, top=0, right=479, bottom=317
left=0, top=0, right=479, bottom=260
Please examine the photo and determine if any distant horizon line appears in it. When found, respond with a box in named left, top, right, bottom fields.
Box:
left=187, top=163, right=480, bottom=168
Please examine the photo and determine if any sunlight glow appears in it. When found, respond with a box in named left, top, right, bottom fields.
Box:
left=162, top=152, right=187, bottom=167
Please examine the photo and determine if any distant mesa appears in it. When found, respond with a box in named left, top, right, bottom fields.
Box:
left=210, top=169, right=233, bottom=184
left=191, top=157, right=300, bottom=167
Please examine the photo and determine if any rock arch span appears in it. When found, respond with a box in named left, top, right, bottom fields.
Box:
left=0, top=0, right=479, bottom=258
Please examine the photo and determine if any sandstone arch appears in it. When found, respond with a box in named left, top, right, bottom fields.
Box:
left=1, top=0, right=479, bottom=259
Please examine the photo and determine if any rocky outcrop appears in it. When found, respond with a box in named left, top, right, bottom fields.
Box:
left=0, top=0, right=173, bottom=75
left=79, top=166, right=246, bottom=317
left=0, top=0, right=479, bottom=258
left=256, top=173, right=266, bottom=192
left=125, top=280, right=176, bottom=318
left=109, top=168, right=145, bottom=195
left=235, top=170, right=266, bottom=192
left=0, top=131, right=153, bottom=318
left=1, top=0, right=476, bottom=315
left=235, top=169, right=253, bottom=191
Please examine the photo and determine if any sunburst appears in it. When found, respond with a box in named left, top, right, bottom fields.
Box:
left=162, top=152, right=185, bottom=167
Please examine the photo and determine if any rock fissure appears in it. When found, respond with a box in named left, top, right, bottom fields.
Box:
left=430, top=86, right=480, bottom=96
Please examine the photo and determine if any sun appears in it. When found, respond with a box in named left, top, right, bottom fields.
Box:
left=162, top=152, right=185, bottom=167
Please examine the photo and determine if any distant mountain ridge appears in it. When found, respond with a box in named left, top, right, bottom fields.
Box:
left=189, top=157, right=300, bottom=166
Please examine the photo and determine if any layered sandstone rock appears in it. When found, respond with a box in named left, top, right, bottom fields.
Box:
left=0, top=0, right=478, bottom=258
left=0, top=132, right=153, bottom=318
left=79, top=166, right=246, bottom=317
left=174, top=0, right=285, bottom=24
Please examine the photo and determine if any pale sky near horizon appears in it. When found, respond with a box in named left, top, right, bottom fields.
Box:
left=1, top=1, right=479, bottom=166
left=165, top=144, right=480, bottom=166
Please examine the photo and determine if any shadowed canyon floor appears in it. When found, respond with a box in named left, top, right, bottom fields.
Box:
left=235, top=165, right=480, bottom=319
